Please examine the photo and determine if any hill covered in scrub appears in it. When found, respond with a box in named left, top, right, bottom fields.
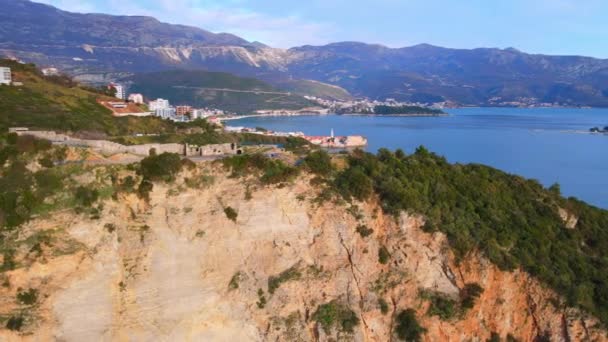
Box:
left=0, top=59, right=179, bottom=136
left=1, top=138, right=608, bottom=340
left=127, top=70, right=317, bottom=114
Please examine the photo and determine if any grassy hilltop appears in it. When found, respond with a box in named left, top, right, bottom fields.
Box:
left=0, top=59, right=177, bottom=136
left=127, top=70, right=317, bottom=114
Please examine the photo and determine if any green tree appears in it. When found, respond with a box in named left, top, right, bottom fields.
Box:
left=395, top=309, right=425, bottom=341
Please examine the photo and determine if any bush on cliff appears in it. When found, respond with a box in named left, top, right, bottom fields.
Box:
left=304, top=150, right=334, bottom=176
left=222, top=154, right=299, bottom=185
left=138, top=152, right=183, bottom=182
left=395, top=309, right=426, bottom=341
left=313, top=300, right=360, bottom=333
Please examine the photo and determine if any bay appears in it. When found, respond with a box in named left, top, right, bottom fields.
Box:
left=230, top=108, right=608, bottom=209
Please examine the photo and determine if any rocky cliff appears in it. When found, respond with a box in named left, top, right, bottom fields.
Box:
left=0, top=162, right=605, bottom=341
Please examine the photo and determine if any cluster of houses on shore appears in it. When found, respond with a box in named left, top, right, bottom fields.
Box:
left=102, top=83, right=232, bottom=122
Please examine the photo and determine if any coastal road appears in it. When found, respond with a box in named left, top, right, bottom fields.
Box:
left=171, top=86, right=291, bottom=96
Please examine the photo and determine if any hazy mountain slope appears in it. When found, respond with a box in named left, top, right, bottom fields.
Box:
left=0, top=0, right=287, bottom=75
left=286, top=42, right=608, bottom=105
left=127, top=70, right=316, bottom=113
left=3, top=0, right=608, bottom=106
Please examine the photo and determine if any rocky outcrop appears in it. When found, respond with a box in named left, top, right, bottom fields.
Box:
left=0, top=165, right=606, bottom=341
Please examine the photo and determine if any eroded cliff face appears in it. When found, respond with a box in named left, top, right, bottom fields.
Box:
left=0, top=164, right=606, bottom=341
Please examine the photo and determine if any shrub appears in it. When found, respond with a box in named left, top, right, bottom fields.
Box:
left=334, top=166, right=373, bottom=201
left=38, top=155, right=54, bottom=168
left=427, top=294, right=457, bottom=320
left=378, top=245, right=390, bottom=264
left=379, top=298, right=389, bottom=315
left=137, top=179, right=154, bottom=200
left=395, top=309, right=426, bottom=341
left=356, top=224, right=374, bottom=238
left=5, top=316, right=24, bottom=331
left=104, top=223, right=116, bottom=233
left=139, top=152, right=182, bottom=182
left=256, top=288, right=267, bottom=309
left=461, top=283, right=484, bottom=310
left=223, top=154, right=298, bottom=185
left=224, top=206, right=238, bottom=222
left=229, top=272, right=242, bottom=290
left=268, top=266, right=301, bottom=294
left=74, top=186, right=99, bottom=207
left=304, top=150, right=334, bottom=176
left=313, top=300, right=359, bottom=333
left=17, top=288, right=38, bottom=305
left=487, top=332, right=501, bottom=342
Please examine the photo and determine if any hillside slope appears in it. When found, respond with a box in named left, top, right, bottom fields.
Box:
left=0, top=154, right=606, bottom=341
left=0, top=59, right=175, bottom=136
left=127, top=70, right=316, bottom=114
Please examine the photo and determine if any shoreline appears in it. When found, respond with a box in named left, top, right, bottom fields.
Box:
left=339, top=113, right=448, bottom=117
left=220, top=112, right=448, bottom=121
left=218, top=113, right=324, bottom=122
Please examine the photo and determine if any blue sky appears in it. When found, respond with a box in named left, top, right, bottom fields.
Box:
left=36, top=0, right=608, bottom=57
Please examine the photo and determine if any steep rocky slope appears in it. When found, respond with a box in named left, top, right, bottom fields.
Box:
left=0, top=163, right=605, bottom=341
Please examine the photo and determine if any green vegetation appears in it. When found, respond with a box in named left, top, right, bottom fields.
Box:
left=0, top=134, right=84, bottom=229
left=303, top=150, right=334, bottom=176
left=138, top=152, right=183, bottom=182
left=5, top=316, right=24, bottom=331
left=461, top=283, right=484, bottom=310
left=395, top=309, right=426, bottom=341
left=329, top=147, right=608, bottom=325
left=356, top=224, right=374, bottom=238
left=224, top=206, right=238, bottom=222
left=222, top=154, right=299, bottom=185
left=378, top=298, right=389, bottom=315
left=426, top=292, right=457, bottom=320
left=373, top=105, right=445, bottom=116
left=128, top=70, right=316, bottom=114
left=0, top=59, right=176, bottom=135
left=74, top=186, right=99, bottom=207
left=313, top=300, right=360, bottom=333
left=268, top=266, right=301, bottom=295
left=256, top=288, right=267, bottom=309
left=378, top=245, right=391, bottom=264
left=228, top=271, right=243, bottom=290
left=487, top=332, right=501, bottom=342
left=16, top=288, right=38, bottom=305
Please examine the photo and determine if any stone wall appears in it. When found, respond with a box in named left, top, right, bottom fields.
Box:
left=185, top=143, right=240, bottom=157
left=14, top=130, right=243, bottom=157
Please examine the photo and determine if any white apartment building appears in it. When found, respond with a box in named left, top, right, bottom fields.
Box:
left=113, top=84, right=125, bottom=100
left=0, top=67, right=12, bottom=85
left=42, top=67, right=59, bottom=76
left=155, top=107, right=176, bottom=119
left=108, top=83, right=125, bottom=99
left=128, top=93, right=144, bottom=104
left=149, top=98, right=170, bottom=111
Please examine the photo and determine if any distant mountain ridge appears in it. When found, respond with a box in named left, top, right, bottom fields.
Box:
left=2, top=0, right=608, bottom=106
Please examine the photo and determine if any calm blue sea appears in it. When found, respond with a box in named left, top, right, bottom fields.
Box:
left=231, top=108, right=608, bottom=209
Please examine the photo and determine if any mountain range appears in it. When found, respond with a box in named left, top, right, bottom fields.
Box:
left=2, top=0, right=608, bottom=106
